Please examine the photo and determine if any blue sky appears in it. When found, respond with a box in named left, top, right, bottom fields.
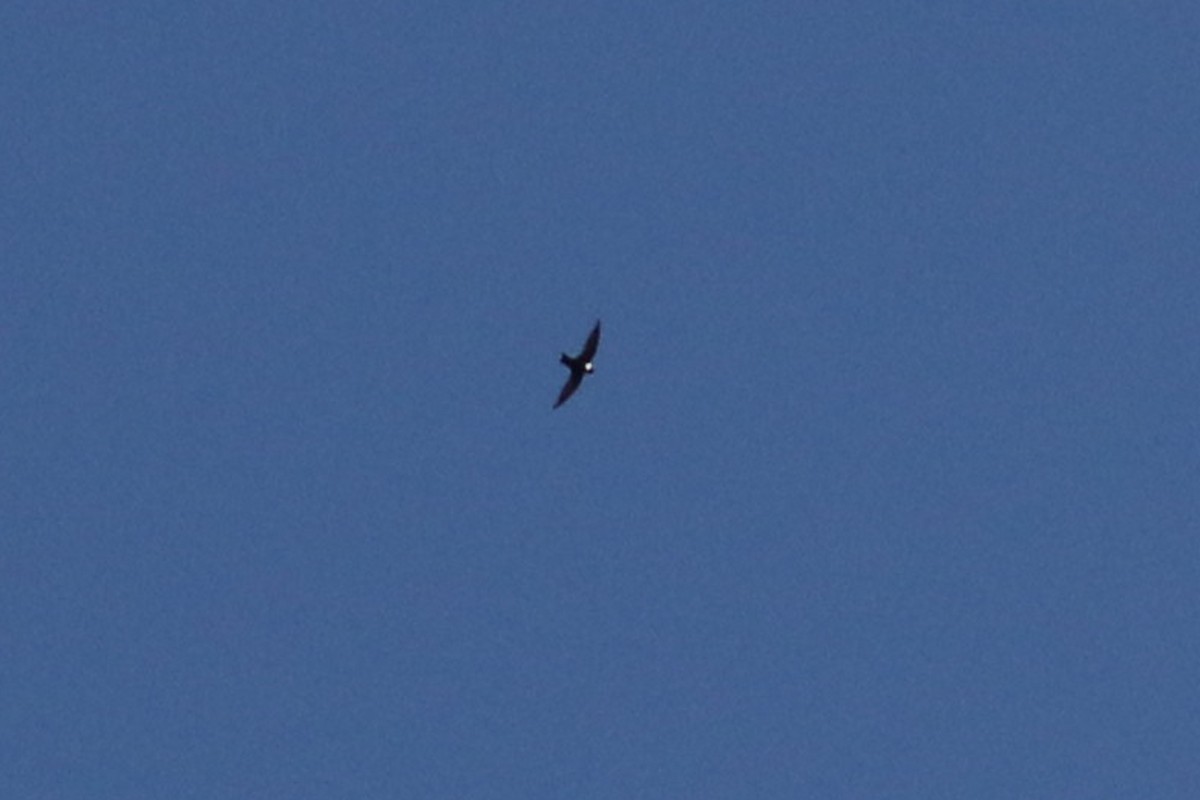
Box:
left=3, top=3, right=1198, bottom=797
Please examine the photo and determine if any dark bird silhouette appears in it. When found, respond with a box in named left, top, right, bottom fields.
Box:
left=554, top=320, right=601, bottom=409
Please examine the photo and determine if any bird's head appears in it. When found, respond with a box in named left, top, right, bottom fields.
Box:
left=584, top=362, right=595, bottom=374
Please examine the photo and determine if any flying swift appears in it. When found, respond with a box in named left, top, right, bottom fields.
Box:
left=554, top=320, right=601, bottom=409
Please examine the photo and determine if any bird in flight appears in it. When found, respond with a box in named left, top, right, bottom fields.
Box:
left=554, top=320, right=601, bottom=409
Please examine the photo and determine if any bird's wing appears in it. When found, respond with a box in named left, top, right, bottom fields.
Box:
left=554, top=371, right=583, bottom=409
left=579, top=320, right=602, bottom=362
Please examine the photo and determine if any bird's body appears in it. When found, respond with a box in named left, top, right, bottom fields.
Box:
left=554, top=320, right=601, bottom=409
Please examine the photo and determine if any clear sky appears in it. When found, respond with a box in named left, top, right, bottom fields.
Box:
left=4, top=3, right=1198, bottom=797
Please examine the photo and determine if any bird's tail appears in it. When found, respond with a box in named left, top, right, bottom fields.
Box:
left=559, top=353, right=573, bottom=367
